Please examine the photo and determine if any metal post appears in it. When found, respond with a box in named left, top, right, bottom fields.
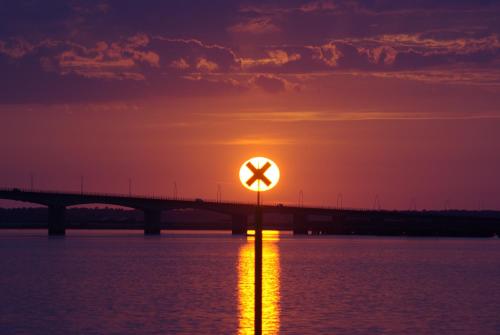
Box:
left=337, top=193, right=343, bottom=209
left=373, top=195, right=381, bottom=210
left=255, top=188, right=262, bottom=335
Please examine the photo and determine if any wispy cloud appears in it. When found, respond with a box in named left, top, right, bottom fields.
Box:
left=241, top=49, right=301, bottom=68
left=196, top=58, right=219, bottom=72
left=227, top=17, right=280, bottom=34
left=348, top=33, right=500, bottom=58
left=308, top=42, right=343, bottom=67
left=238, top=1, right=343, bottom=15
left=346, top=68, right=500, bottom=87
left=299, top=1, right=337, bottom=13
left=250, top=74, right=300, bottom=93
left=213, top=136, right=295, bottom=146
left=238, top=1, right=498, bottom=17
left=170, top=58, right=190, bottom=69
left=0, top=38, right=57, bottom=58
left=49, top=34, right=159, bottom=80
left=214, top=110, right=500, bottom=122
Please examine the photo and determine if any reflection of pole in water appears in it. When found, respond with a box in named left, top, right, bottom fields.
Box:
left=255, top=188, right=262, bottom=335
left=238, top=233, right=280, bottom=335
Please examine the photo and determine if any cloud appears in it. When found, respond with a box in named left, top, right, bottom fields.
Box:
left=299, top=1, right=336, bottom=12
left=220, top=111, right=328, bottom=122
left=0, top=38, right=36, bottom=59
left=0, top=38, right=58, bottom=59
left=242, top=49, right=301, bottom=68
left=363, top=34, right=500, bottom=57
left=354, top=68, right=500, bottom=87
left=238, top=1, right=341, bottom=15
left=268, top=49, right=301, bottom=64
left=238, top=1, right=499, bottom=17
left=315, top=33, right=500, bottom=69
left=2, top=7, right=500, bottom=106
left=250, top=74, right=299, bottom=93
left=71, top=1, right=110, bottom=15
left=228, top=17, right=280, bottom=34
left=152, top=36, right=241, bottom=72
left=214, top=136, right=295, bottom=146
left=170, top=58, right=190, bottom=69
left=0, top=31, right=254, bottom=103
left=309, top=42, right=343, bottom=67
left=253, top=74, right=285, bottom=93
left=219, top=110, right=500, bottom=122
left=196, top=58, right=219, bottom=72
left=357, top=46, right=398, bottom=64
left=53, top=34, right=159, bottom=80
left=0, top=34, right=160, bottom=83
left=177, top=73, right=247, bottom=95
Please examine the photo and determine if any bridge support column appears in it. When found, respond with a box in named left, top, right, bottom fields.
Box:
left=48, top=205, right=66, bottom=236
left=231, top=214, right=247, bottom=235
left=144, top=210, right=161, bottom=235
left=292, top=213, right=308, bottom=235
left=328, top=213, right=349, bottom=234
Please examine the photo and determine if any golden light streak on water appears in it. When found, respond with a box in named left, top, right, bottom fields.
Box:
left=238, top=231, right=281, bottom=335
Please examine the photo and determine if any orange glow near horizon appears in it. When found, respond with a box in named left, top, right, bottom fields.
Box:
left=238, top=231, right=281, bottom=335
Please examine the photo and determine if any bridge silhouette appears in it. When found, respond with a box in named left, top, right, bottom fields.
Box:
left=1, top=188, right=499, bottom=237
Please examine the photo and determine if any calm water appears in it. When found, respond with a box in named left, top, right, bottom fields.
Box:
left=0, top=230, right=499, bottom=335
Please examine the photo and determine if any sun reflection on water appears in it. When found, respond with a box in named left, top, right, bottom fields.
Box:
left=238, top=230, right=281, bottom=335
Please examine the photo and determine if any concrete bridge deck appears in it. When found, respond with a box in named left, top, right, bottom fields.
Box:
left=1, top=188, right=499, bottom=237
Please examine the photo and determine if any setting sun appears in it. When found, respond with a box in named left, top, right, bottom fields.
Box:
left=239, top=157, right=280, bottom=192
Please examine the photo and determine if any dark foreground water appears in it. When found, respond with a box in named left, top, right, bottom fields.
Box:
left=0, top=230, right=499, bottom=335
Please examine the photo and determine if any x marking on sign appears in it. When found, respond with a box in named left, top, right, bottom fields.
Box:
left=246, top=161, right=272, bottom=187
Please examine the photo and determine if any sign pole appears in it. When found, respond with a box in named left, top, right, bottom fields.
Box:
left=255, top=186, right=262, bottom=335
left=239, top=157, right=279, bottom=335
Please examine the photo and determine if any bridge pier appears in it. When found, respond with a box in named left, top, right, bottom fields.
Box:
left=231, top=214, right=247, bottom=235
left=327, top=212, right=349, bottom=234
left=144, top=210, right=162, bottom=235
left=292, top=213, right=308, bottom=235
left=48, top=205, right=66, bottom=236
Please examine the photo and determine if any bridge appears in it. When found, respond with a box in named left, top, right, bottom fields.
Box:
left=1, top=188, right=499, bottom=237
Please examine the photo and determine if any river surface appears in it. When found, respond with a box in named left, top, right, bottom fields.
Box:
left=0, top=230, right=499, bottom=335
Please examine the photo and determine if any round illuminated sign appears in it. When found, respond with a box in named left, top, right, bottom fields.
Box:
left=239, top=157, right=280, bottom=192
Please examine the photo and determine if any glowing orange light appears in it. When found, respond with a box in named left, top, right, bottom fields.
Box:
left=237, top=232, right=281, bottom=335
left=239, top=157, right=280, bottom=192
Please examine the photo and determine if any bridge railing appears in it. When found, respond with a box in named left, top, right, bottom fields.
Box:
left=0, top=187, right=235, bottom=203
left=0, top=187, right=266, bottom=207
left=0, top=187, right=379, bottom=212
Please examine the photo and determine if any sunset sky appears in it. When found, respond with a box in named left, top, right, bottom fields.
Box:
left=1, top=0, right=500, bottom=209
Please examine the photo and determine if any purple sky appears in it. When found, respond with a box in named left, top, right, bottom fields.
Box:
left=1, top=0, right=500, bottom=209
